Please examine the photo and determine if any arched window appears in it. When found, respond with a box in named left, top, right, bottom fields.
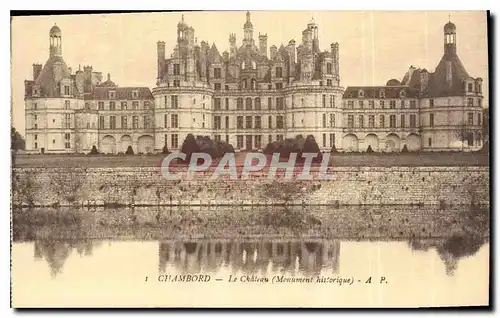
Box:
left=246, top=98, right=252, bottom=110
left=251, top=61, right=256, bottom=69
left=237, top=98, right=243, bottom=110
left=242, top=79, right=247, bottom=89
left=255, top=97, right=261, bottom=110
left=251, top=78, right=256, bottom=90
left=322, top=113, right=326, bottom=128
left=241, top=61, right=246, bottom=70
left=358, top=90, right=364, bottom=98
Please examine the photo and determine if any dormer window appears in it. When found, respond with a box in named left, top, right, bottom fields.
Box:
left=400, top=90, right=406, bottom=98
left=276, top=67, right=283, bottom=78
left=173, top=64, right=180, bottom=76
left=241, top=61, right=246, bottom=70
left=358, top=90, right=364, bottom=98
left=214, top=67, right=222, bottom=79
left=132, top=91, right=138, bottom=99
left=108, top=91, right=116, bottom=99
left=468, top=83, right=473, bottom=92
left=251, top=61, right=256, bottom=70
left=64, top=85, right=70, bottom=95
left=379, top=90, right=385, bottom=99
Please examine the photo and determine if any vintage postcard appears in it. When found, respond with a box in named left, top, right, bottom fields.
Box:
left=10, top=10, right=490, bottom=308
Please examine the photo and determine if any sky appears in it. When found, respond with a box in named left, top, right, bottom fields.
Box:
left=11, top=11, right=489, bottom=136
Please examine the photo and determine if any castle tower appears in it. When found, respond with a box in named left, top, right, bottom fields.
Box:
left=49, top=24, right=62, bottom=57
left=444, top=19, right=457, bottom=55
left=243, top=11, right=254, bottom=46
left=307, top=17, right=319, bottom=53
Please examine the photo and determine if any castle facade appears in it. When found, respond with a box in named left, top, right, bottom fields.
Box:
left=23, top=12, right=484, bottom=154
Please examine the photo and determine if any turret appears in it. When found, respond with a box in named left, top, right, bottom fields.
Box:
left=32, top=63, right=42, bottom=80
left=243, top=11, right=254, bottom=46
left=259, top=33, right=268, bottom=57
left=229, top=33, right=237, bottom=58
left=49, top=24, right=62, bottom=57
left=444, top=20, right=457, bottom=55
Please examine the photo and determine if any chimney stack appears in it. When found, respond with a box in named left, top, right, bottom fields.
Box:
left=32, top=64, right=42, bottom=80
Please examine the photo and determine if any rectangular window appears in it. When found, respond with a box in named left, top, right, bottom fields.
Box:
left=255, top=98, right=261, bottom=110
left=237, top=135, right=244, bottom=148
left=468, top=113, right=474, bottom=125
left=64, top=86, right=70, bottom=95
left=347, top=101, right=354, bottom=109
left=133, top=101, right=139, bottom=109
left=322, top=114, right=327, bottom=128
left=132, top=91, right=138, bottom=99
left=368, top=115, right=375, bottom=128
left=65, top=100, right=70, bottom=109
left=255, top=135, right=262, bottom=149
left=410, top=114, right=416, bottom=128
left=225, top=98, right=229, bottom=110
left=237, top=98, right=243, bottom=110
left=401, top=100, right=405, bottom=108
left=323, top=95, right=326, bottom=107
left=400, top=115, right=405, bottom=128
left=173, top=80, right=180, bottom=87
left=214, top=83, right=221, bottom=91
left=347, top=115, right=354, bottom=128
left=246, top=116, right=252, bottom=129
left=478, top=113, right=482, bottom=126
left=429, top=113, right=434, bottom=127
left=64, top=133, right=70, bottom=149
left=389, top=100, right=396, bottom=109
left=369, top=100, right=374, bottom=109
left=389, top=115, right=396, bottom=128
left=214, top=116, right=221, bottom=129
left=380, top=100, right=385, bottom=109
left=255, top=116, right=261, bottom=129
left=214, top=98, right=221, bottom=110
left=173, top=64, right=180, bottom=76
left=330, top=114, right=335, bottom=128
left=64, top=114, right=71, bottom=128
left=276, top=116, right=284, bottom=129
left=133, top=116, right=139, bottom=129
left=98, top=102, right=104, bottom=110
left=468, top=98, right=474, bottom=107
left=110, top=116, right=116, bottom=129
left=225, top=85, right=229, bottom=91
left=322, top=133, right=326, bottom=148
left=276, top=135, right=284, bottom=142
left=214, top=67, right=221, bottom=79
left=327, top=79, right=333, bottom=86
left=275, top=82, right=283, bottom=89
left=144, top=116, right=151, bottom=129
left=428, top=138, right=432, bottom=147
left=225, top=116, right=229, bottom=129
left=329, top=133, right=335, bottom=147
left=237, top=116, right=243, bottom=129
left=276, top=67, right=283, bottom=78
left=171, top=134, right=178, bottom=149
left=468, top=83, right=473, bottom=92
left=410, top=100, right=416, bottom=109
left=121, top=116, right=128, bottom=129
left=268, top=116, right=272, bottom=129
left=171, top=114, right=178, bottom=128
left=268, top=97, right=272, bottom=110
left=110, top=101, right=116, bottom=111
left=99, top=116, right=105, bottom=129
left=429, top=99, right=434, bottom=108
left=268, top=134, right=272, bottom=144
left=359, top=115, right=364, bottom=128
left=330, top=95, right=335, bottom=108
left=121, top=101, right=127, bottom=110
left=171, top=96, right=178, bottom=108
left=379, top=115, right=385, bottom=128
left=327, top=63, right=332, bottom=74
left=214, top=135, right=221, bottom=142
left=359, top=100, right=364, bottom=109
left=276, top=97, right=284, bottom=110
left=164, top=114, right=168, bottom=128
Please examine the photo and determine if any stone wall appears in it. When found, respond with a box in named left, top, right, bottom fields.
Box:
left=11, top=166, right=490, bottom=207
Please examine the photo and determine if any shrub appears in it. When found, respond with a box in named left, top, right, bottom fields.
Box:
left=162, top=143, right=170, bottom=154
left=89, top=145, right=99, bottom=155
left=401, top=144, right=409, bottom=153
left=366, top=145, right=373, bottom=153
left=303, top=135, right=322, bottom=163
left=330, top=144, right=338, bottom=153
left=125, top=146, right=134, bottom=155
left=180, top=133, right=200, bottom=163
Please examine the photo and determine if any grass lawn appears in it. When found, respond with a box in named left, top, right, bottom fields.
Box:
left=12, top=151, right=489, bottom=168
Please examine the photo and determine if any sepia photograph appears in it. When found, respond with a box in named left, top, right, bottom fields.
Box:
left=10, top=10, right=490, bottom=308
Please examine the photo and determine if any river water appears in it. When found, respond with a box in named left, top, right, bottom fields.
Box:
left=11, top=206, right=490, bottom=307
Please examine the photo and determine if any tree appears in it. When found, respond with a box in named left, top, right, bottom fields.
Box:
left=90, top=145, right=99, bottom=154
left=303, top=135, right=322, bottom=163
left=11, top=127, right=25, bottom=152
left=401, top=144, right=408, bottom=153
left=180, top=134, right=200, bottom=163
left=125, top=145, right=134, bottom=155
left=366, top=145, right=373, bottom=153
left=162, top=143, right=170, bottom=154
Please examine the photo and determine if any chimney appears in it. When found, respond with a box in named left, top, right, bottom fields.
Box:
left=420, top=69, right=429, bottom=93
left=287, top=40, right=296, bottom=64
left=270, top=45, right=277, bottom=60
left=259, top=33, right=268, bottom=57
left=157, top=41, right=166, bottom=81
left=32, top=64, right=42, bottom=80
left=75, top=69, right=84, bottom=94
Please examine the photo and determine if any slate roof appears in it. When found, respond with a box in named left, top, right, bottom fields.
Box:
left=33, top=55, right=72, bottom=97
left=91, top=87, right=154, bottom=100
left=343, top=86, right=420, bottom=99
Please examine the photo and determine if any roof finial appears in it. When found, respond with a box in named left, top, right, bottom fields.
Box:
left=182, top=14, right=184, bottom=22
left=448, top=14, right=451, bottom=22
left=107, top=73, right=110, bottom=81
left=78, top=64, right=81, bottom=71
left=246, top=11, right=251, bottom=22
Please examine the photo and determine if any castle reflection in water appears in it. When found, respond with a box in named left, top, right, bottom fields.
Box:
left=29, top=235, right=487, bottom=278
left=159, top=239, right=340, bottom=275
